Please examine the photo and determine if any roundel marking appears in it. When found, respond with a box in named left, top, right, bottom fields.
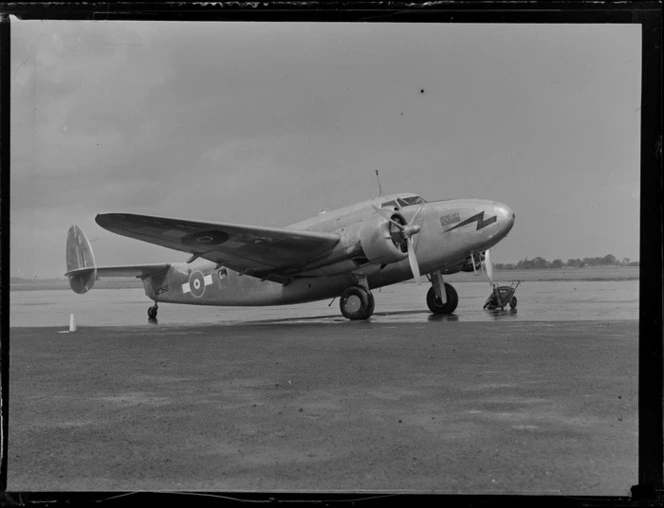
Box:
left=189, top=271, right=206, bottom=298
left=181, top=230, right=229, bottom=247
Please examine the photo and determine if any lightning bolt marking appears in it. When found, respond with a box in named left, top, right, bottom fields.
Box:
left=444, top=211, right=497, bottom=232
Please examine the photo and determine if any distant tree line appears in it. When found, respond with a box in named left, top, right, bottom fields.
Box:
left=495, top=254, right=639, bottom=270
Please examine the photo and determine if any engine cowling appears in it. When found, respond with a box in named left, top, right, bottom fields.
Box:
left=350, top=214, right=409, bottom=266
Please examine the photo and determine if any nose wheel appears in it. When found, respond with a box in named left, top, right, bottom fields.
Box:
left=147, top=303, right=158, bottom=320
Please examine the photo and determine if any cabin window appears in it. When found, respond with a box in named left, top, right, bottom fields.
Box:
left=381, top=196, right=426, bottom=209
left=402, top=195, right=426, bottom=206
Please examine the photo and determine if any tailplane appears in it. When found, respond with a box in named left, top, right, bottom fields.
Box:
left=65, top=225, right=97, bottom=294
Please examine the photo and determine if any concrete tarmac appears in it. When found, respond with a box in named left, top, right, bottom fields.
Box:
left=8, top=319, right=637, bottom=494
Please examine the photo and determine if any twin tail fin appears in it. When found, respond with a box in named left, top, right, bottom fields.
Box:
left=65, top=225, right=97, bottom=294
left=65, top=225, right=171, bottom=294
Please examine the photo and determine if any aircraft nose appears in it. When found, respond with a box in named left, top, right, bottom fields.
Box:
left=495, top=202, right=515, bottom=234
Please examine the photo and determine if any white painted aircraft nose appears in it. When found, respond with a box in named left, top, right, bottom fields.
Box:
left=495, top=202, right=515, bottom=233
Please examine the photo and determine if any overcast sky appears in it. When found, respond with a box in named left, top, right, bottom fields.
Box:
left=9, top=21, right=641, bottom=278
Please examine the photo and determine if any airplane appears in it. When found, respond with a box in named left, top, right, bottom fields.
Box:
left=65, top=192, right=515, bottom=321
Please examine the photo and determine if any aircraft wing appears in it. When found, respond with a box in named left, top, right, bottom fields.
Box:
left=65, top=264, right=171, bottom=279
left=95, top=213, right=340, bottom=280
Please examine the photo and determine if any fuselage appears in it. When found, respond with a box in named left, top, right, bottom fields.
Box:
left=141, top=193, right=515, bottom=306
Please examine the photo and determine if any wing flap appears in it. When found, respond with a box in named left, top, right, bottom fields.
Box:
left=95, top=213, right=340, bottom=274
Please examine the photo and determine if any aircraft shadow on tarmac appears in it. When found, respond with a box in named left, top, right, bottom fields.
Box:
left=229, top=310, right=462, bottom=326
left=228, top=308, right=517, bottom=325
left=149, top=308, right=514, bottom=327
left=485, top=308, right=518, bottom=320
left=245, top=309, right=461, bottom=326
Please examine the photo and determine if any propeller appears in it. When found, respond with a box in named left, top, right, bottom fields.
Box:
left=406, top=236, right=421, bottom=285
left=484, top=249, right=494, bottom=286
left=372, top=203, right=425, bottom=285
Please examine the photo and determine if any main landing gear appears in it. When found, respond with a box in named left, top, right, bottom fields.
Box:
left=338, top=275, right=459, bottom=320
left=339, top=285, right=375, bottom=320
left=426, top=270, right=458, bottom=315
left=147, top=303, right=158, bottom=320
left=426, top=283, right=458, bottom=314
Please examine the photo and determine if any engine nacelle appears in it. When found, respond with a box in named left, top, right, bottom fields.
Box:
left=349, top=215, right=409, bottom=266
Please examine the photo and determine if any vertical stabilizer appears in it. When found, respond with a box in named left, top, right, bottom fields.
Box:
left=65, top=225, right=97, bottom=294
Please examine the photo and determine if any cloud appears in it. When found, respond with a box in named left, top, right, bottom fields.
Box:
left=9, top=21, right=642, bottom=277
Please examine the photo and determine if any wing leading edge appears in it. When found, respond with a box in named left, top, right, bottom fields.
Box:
left=95, top=213, right=340, bottom=279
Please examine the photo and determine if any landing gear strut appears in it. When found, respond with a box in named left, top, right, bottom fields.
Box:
left=147, top=303, right=158, bottom=320
left=340, top=285, right=375, bottom=320
left=426, top=283, right=458, bottom=314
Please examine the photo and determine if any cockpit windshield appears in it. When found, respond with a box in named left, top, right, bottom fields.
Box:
left=381, top=195, right=426, bottom=208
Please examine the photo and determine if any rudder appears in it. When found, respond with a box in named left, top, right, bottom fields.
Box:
left=65, top=225, right=97, bottom=294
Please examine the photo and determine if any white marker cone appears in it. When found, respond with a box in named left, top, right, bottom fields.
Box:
left=69, top=313, right=77, bottom=332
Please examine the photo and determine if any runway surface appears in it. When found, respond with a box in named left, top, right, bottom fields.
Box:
left=9, top=316, right=637, bottom=494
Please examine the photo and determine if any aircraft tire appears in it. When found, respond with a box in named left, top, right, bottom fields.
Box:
left=340, top=286, right=374, bottom=320
left=509, top=296, right=517, bottom=309
left=147, top=305, right=158, bottom=319
left=427, top=283, right=458, bottom=314
left=367, top=292, right=375, bottom=317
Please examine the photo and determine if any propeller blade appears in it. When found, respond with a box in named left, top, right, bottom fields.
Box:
left=410, top=202, right=426, bottom=224
left=371, top=205, right=405, bottom=230
left=485, top=249, right=494, bottom=285
left=407, top=237, right=421, bottom=286
left=403, top=202, right=426, bottom=249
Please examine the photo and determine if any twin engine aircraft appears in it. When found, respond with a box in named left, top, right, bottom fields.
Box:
left=66, top=193, right=515, bottom=321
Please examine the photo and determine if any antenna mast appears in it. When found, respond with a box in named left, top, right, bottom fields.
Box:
left=375, top=170, right=383, bottom=197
